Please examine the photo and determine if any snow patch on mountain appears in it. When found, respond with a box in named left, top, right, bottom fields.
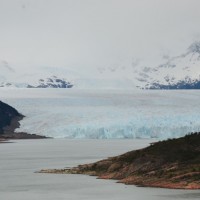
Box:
left=139, top=42, right=200, bottom=89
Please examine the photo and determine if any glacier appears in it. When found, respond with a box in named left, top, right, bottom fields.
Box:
left=1, top=89, right=200, bottom=139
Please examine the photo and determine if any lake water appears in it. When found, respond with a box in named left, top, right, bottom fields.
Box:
left=0, top=139, right=199, bottom=200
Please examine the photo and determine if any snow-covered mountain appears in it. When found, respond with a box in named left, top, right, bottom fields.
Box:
left=90, top=41, right=200, bottom=89
left=138, top=42, right=200, bottom=89
left=1, top=41, right=200, bottom=89
left=0, top=76, right=73, bottom=88
left=0, top=64, right=75, bottom=88
left=28, top=76, right=73, bottom=88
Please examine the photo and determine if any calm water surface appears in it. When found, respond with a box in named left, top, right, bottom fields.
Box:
left=0, top=139, right=199, bottom=200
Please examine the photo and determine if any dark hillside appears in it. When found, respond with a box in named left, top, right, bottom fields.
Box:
left=0, top=101, right=47, bottom=140
left=0, top=101, right=22, bottom=134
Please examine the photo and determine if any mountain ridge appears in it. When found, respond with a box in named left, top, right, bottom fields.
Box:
left=1, top=41, right=200, bottom=89
left=141, top=41, right=200, bottom=89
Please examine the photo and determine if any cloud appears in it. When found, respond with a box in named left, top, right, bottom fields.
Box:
left=0, top=60, right=15, bottom=73
left=0, top=0, right=199, bottom=73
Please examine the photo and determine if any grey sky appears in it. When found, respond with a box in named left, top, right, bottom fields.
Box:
left=0, top=0, right=200, bottom=72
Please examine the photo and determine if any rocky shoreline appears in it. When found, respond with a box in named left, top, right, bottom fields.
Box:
left=1, top=116, right=47, bottom=140
left=39, top=133, right=200, bottom=189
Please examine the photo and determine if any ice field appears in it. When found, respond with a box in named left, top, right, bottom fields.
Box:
left=1, top=89, right=200, bottom=139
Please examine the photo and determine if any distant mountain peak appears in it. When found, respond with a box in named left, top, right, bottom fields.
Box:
left=35, top=76, right=73, bottom=88
left=137, top=41, right=200, bottom=89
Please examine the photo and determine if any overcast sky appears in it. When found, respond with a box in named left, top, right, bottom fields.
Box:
left=0, top=0, right=200, bottom=73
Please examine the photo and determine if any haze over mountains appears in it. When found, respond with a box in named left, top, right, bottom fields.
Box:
left=1, top=41, right=200, bottom=89
left=0, top=0, right=200, bottom=89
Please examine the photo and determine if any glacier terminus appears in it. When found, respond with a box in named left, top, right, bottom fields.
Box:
left=1, top=89, right=200, bottom=139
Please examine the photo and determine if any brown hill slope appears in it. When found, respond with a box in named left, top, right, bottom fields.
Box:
left=40, top=133, right=200, bottom=189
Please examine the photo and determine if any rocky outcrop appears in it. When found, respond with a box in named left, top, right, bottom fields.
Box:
left=149, top=79, right=200, bottom=89
left=40, top=133, right=200, bottom=189
left=0, top=101, right=47, bottom=140
left=0, top=101, right=22, bottom=134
